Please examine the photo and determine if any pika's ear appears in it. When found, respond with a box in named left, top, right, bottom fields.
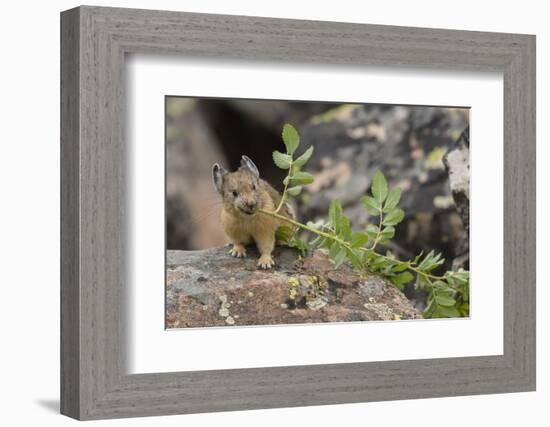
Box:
left=240, top=155, right=259, bottom=177
left=212, top=163, right=227, bottom=194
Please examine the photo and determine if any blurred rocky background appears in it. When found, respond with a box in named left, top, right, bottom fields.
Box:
left=166, top=97, right=469, bottom=308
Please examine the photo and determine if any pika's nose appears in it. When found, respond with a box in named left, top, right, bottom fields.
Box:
left=246, top=200, right=257, bottom=209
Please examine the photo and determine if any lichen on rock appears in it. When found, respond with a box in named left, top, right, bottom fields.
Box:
left=166, top=246, right=420, bottom=328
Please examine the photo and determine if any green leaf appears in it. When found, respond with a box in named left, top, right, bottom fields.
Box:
left=378, top=226, right=395, bottom=242
left=287, top=235, right=309, bottom=256
left=323, top=240, right=334, bottom=250
left=360, top=196, right=381, bottom=216
left=391, top=263, right=409, bottom=273
left=383, top=208, right=405, bottom=226
left=345, top=247, right=364, bottom=271
left=431, top=304, right=461, bottom=318
left=289, top=171, right=314, bottom=185
left=383, top=187, right=402, bottom=212
left=458, top=302, right=470, bottom=317
left=391, top=271, right=414, bottom=286
left=338, top=216, right=352, bottom=242
left=434, top=293, right=456, bottom=307
left=333, top=247, right=347, bottom=268
left=329, top=200, right=343, bottom=229
left=276, top=226, right=308, bottom=256
left=459, top=283, right=470, bottom=302
left=433, top=280, right=452, bottom=291
left=275, top=225, right=293, bottom=242
left=328, top=242, right=341, bottom=259
left=423, top=297, right=435, bottom=318
left=351, top=232, right=369, bottom=248
left=273, top=151, right=292, bottom=169
left=417, top=251, right=445, bottom=272
left=293, top=146, right=314, bottom=168
left=287, top=185, right=302, bottom=196
left=370, top=255, right=388, bottom=270
left=371, top=170, right=388, bottom=204
left=451, top=270, right=469, bottom=284
left=359, top=250, right=370, bottom=265
left=282, top=123, right=300, bottom=155
left=366, top=223, right=379, bottom=240
left=415, top=274, right=429, bottom=290
left=310, top=235, right=324, bottom=247
left=417, top=250, right=434, bottom=270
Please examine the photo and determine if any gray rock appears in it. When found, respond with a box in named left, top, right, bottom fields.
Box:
left=443, top=127, right=470, bottom=269
left=166, top=246, right=420, bottom=328
left=165, top=98, right=228, bottom=250
left=295, top=104, right=469, bottom=271
left=443, top=127, right=470, bottom=231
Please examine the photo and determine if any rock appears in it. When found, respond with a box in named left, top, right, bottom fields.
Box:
left=295, top=104, right=469, bottom=268
left=443, top=127, right=470, bottom=230
left=443, top=127, right=470, bottom=269
left=166, top=247, right=420, bottom=328
left=165, top=98, right=228, bottom=250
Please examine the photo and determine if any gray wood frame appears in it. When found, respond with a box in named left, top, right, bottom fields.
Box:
left=60, top=5, right=536, bottom=420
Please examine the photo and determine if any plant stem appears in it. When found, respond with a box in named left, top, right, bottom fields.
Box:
left=368, top=207, right=384, bottom=250
left=259, top=208, right=343, bottom=243
left=258, top=207, right=446, bottom=282
left=275, top=163, right=293, bottom=214
left=355, top=248, right=444, bottom=281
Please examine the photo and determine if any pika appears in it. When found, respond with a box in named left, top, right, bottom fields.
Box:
left=212, top=155, right=293, bottom=269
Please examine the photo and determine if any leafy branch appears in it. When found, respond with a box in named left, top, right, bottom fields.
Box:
left=260, top=123, right=470, bottom=318
left=272, top=124, right=315, bottom=214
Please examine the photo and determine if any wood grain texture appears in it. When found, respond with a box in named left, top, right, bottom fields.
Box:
left=60, top=5, right=536, bottom=420
left=60, top=7, right=80, bottom=419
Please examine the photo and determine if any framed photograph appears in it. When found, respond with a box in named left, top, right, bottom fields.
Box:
left=61, top=6, right=536, bottom=420
left=164, top=97, right=469, bottom=329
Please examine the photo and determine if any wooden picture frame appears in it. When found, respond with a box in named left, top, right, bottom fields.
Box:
left=60, top=5, right=536, bottom=420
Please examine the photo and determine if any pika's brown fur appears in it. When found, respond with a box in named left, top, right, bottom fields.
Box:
left=212, top=156, right=293, bottom=269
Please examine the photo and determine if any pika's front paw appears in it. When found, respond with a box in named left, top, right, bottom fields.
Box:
left=229, top=244, right=247, bottom=258
left=257, top=254, right=275, bottom=269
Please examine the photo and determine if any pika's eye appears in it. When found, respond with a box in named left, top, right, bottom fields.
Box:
left=251, top=183, right=256, bottom=191
left=232, top=190, right=238, bottom=197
